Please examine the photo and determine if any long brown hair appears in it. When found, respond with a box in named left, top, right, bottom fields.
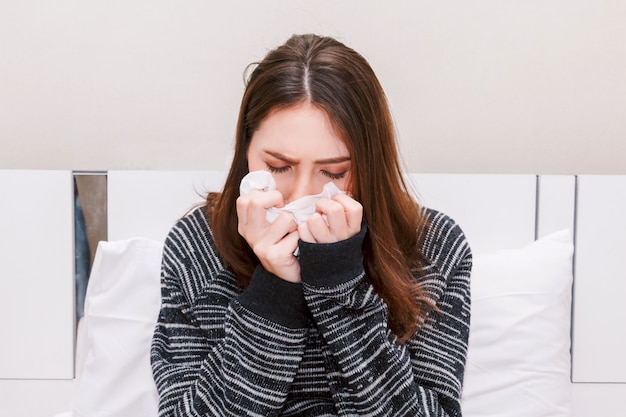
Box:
left=208, top=34, right=430, bottom=342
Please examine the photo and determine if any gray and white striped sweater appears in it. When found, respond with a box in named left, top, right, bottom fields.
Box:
left=151, top=206, right=472, bottom=416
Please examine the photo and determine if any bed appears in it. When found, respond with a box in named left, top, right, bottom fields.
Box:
left=1, top=170, right=625, bottom=417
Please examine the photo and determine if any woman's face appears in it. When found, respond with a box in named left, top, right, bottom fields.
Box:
left=247, top=102, right=351, bottom=204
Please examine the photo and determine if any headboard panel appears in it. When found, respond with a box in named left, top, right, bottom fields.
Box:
left=107, top=170, right=225, bottom=242
left=0, top=170, right=74, bottom=379
left=406, top=174, right=537, bottom=254
left=536, top=175, right=577, bottom=239
left=572, top=175, right=626, bottom=383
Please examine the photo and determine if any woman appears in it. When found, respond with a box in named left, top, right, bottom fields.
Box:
left=151, top=34, right=472, bottom=416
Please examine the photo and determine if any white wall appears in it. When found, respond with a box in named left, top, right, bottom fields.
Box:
left=1, top=0, right=625, bottom=174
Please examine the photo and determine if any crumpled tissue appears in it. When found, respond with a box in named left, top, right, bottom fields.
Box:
left=239, top=170, right=345, bottom=225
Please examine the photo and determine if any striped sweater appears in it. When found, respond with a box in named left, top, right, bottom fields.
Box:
left=151, top=206, right=472, bottom=416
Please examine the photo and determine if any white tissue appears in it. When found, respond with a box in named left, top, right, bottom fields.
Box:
left=239, top=170, right=345, bottom=225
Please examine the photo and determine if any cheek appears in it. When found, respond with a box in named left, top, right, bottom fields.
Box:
left=273, top=178, right=292, bottom=200
left=338, top=173, right=351, bottom=193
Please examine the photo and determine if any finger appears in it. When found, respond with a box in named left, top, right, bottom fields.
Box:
left=256, top=226, right=298, bottom=259
left=306, top=212, right=335, bottom=243
left=332, top=193, right=363, bottom=233
left=297, top=222, right=316, bottom=243
left=265, top=212, right=298, bottom=242
left=235, top=195, right=249, bottom=227
left=315, top=198, right=349, bottom=239
left=247, top=212, right=297, bottom=255
left=237, top=190, right=284, bottom=228
left=252, top=217, right=297, bottom=261
left=277, top=231, right=302, bottom=282
left=256, top=229, right=302, bottom=283
left=278, top=229, right=300, bottom=255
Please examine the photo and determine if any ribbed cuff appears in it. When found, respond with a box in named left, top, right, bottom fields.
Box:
left=298, top=224, right=367, bottom=288
left=237, top=265, right=309, bottom=329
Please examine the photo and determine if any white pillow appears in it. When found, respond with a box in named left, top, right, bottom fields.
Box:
left=72, top=232, right=573, bottom=417
left=73, top=238, right=163, bottom=417
left=462, top=230, right=574, bottom=417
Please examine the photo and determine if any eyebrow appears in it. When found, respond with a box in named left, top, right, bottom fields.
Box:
left=263, top=150, right=351, bottom=165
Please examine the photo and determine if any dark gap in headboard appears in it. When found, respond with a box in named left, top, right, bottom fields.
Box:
left=534, top=175, right=540, bottom=241
left=73, top=170, right=107, bottom=320
left=569, top=175, right=579, bottom=382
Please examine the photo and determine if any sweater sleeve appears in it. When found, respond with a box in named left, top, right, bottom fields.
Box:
left=298, top=213, right=472, bottom=417
left=150, top=210, right=309, bottom=416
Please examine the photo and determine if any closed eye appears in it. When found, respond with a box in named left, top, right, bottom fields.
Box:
left=322, top=170, right=348, bottom=180
left=267, top=164, right=290, bottom=174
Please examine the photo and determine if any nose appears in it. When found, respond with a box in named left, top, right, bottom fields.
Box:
left=286, top=174, right=317, bottom=203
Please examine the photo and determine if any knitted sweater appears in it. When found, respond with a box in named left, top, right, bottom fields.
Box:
left=151, top=206, right=472, bottom=417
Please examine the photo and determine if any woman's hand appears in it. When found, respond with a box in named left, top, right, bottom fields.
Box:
left=298, top=193, right=363, bottom=244
left=236, top=190, right=301, bottom=283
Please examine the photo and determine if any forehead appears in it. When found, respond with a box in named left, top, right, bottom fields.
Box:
left=251, top=103, right=349, bottom=157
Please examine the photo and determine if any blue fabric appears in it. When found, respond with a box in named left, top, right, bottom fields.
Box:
left=74, top=184, right=91, bottom=318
